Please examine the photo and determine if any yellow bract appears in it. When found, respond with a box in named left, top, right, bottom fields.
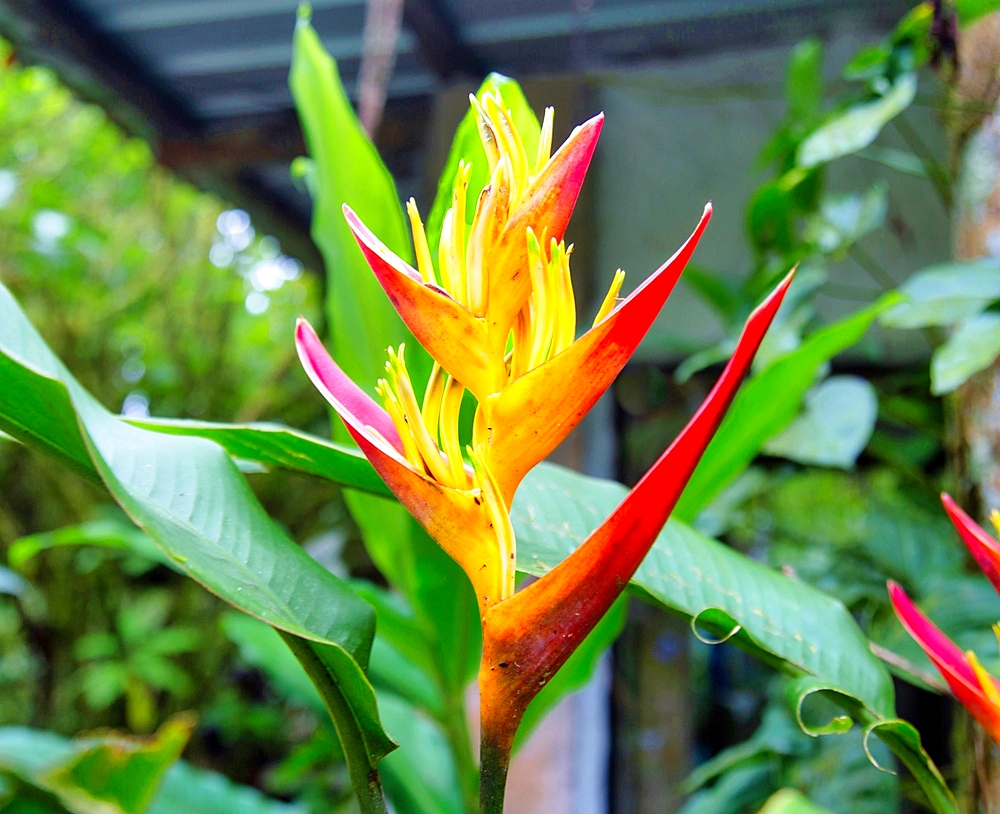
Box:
left=373, top=92, right=625, bottom=604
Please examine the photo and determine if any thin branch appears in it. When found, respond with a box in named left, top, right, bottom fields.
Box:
left=892, top=114, right=953, bottom=210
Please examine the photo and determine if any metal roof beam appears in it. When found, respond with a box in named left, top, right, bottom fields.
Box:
left=463, top=0, right=864, bottom=44
left=159, top=30, right=416, bottom=77
left=102, top=0, right=362, bottom=32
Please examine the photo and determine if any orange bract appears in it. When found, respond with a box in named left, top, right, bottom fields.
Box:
left=297, top=89, right=791, bottom=757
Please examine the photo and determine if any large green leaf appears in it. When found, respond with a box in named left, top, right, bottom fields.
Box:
left=0, top=726, right=302, bottom=814
left=221, top=611, right=463, bottom=814
left=0, top=717, right=191, bottom=814
left=0, top=281, right=394, bottom=811
left=8, top=517, right=174, bottom=571
left=150, top=761, right=304, bottom=814
left=674, top=296, right=895, bottom=522
left=289, top=8, right=426, bottom=391
left=761, top=376, right=878, bottom=469
left=127, top=417, right=389, bottom=496
left=425, top=73, right=540, bottom=264
left=511, top=462, right=955, bottom=813
left=290, top=4, right=480, bottom=699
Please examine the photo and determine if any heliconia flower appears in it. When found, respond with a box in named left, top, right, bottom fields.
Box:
left=941, top=493, right=1000, bottom=595
left=344, top=97, right=604, bottom=404
left=346, top=91, right=711, bottom=504
left=477, top=271, right=793, bottom=768
left=888, top=580, right=1000, bottom=743
left=298, top=89, right=794, bottom=808
left=296, top=319, right=515, bottom=611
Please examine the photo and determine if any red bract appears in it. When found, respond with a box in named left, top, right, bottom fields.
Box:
left=889, top=580, right=1000, bottom=742
left=478, top=272, right=793, bottom=786
left=296, top=88, right=794, bottom=810
left=889, top=494, right=1000, bottom=745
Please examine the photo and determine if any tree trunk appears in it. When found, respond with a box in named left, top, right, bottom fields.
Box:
left=949, top=12, right=1000, bottom=812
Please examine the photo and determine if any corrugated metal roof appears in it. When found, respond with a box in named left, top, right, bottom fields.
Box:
left=0, top=0, right=909, bottom=266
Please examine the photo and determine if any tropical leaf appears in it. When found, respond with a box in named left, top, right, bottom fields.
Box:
left=0, top=716, right=192, bottom=814
left=0, top=725, right=303, bottom=814
left=797, top=74, right=917, bottom=168
left=512, top=462, right=955, bottom=814
left=931, top=313, right=1000, bottom=395
left=220, top=611, right=463, bottom=814
left=0, top=281, right=394, bottom=811
left=9, top=517, right=174, bottom=571
left=127, top=417, right=389, bottom=496
left=674, top=296, right=896, bottom=522
left=757, top=789, right=834, bottom=814
left=289, top=8, right=427, bottom=391
left=762, top=376, right=878, bottom=469
left=880, top=258, right=1000, bottom=329
left=290, top=5, right=481, bottom=721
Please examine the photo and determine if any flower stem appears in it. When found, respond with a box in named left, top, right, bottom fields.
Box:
left=479, top=733, right=512, bottom=814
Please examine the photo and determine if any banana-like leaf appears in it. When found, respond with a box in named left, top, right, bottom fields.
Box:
left=9, top=517, right=175, bottom=571
left=221, top=611, right=464, bottom=814
left=674, top=296, right=897, bottom=522
left=511, top=462, right=955, bottom=814
left=127, top=418, right=390, bottom=496
left=289, top=8, right=428, bottom=391
left=0, top=716, right=192, bottom=814
left=0, top=281, right=394, bottom=811
left=290, top=5, right=480, bottom=700
left=0, top=725, right=303, bottom=814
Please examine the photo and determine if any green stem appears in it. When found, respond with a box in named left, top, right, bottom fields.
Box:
left=479, top=734, right=512, bottom=814
left=892, top=114, right=952, bottom=210
left=441, top=693, right=480, bottom=813
left=280, top=633, right=389, bottom=814
left=848, top=244, right=897, bottom=292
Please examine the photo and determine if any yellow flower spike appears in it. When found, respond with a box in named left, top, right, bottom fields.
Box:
left=551, top=240, right=576, bottom=355
left=375, top=378, right=422, bottom=469
left=482, top=92, right=529, bottom=202
left=405, top=199, right=438, bottom=286
left=470, top=447, right=516, bottom=601
left=343, top=106, right=604, bottom=401
left=469, top=94, right=501, bottom=173
left=969, top=650, right=1000, bottom=707
left=439, top=374, right=468, bottom=487
left=454, top=160, right=471, bottom=244
left=437, top=208, right=464, bottom=305
left=593, top=269, right=626, bottom=327
left=421, top=363, right=445, bottom=443
left=467, top=158, right=510, bottom=316
left=385, top=345, right=455, bottom=486
left=535, top=106, right=554, bottom=175
left=991, top=508, right=1000, bottom=538
left=525, top=228, right=551, bottom=369
left=438, top=375, right=467, bottom=483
